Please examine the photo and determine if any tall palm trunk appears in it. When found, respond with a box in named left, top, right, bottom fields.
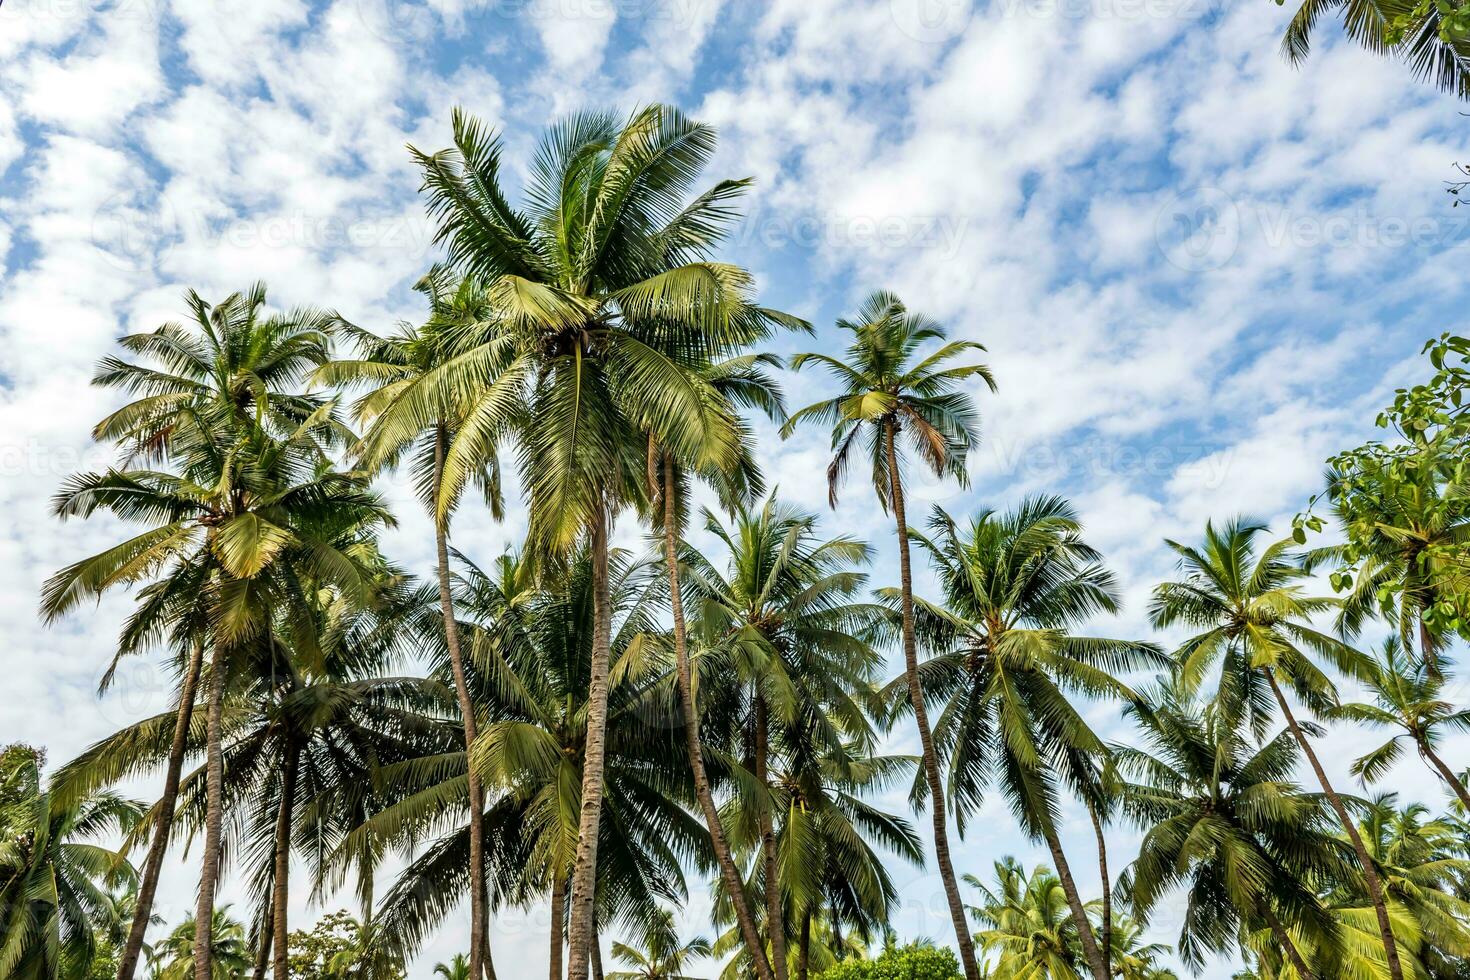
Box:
left=117, top=639, right=204, bottom=980
left=1265, top=672, right=1403, bottom=980
left=271, top=739, right=299, bottom=980
left=882, top=419, right=980, bottom=980
left=798, top=910, right=811, bottom=980
left=1087, top=801, right=1111, bottom=979
left=1419, top=617, right=1441, bottom=677
left=753, top=695, right=789, bottom=980
left=1038, top=818, right=1109, bottom=980
left=193, top=642, right=229, bottom=980
left=590, top=913, right=604, bottom=980
left=251, top=904, right=272, bottom=980
left=1264, top=905, right=1317, bottom=980
left=658, top=457, right=776, bottom=980
left=549, top=873, right=566, bottom=980
left=481, top=932, right=498, bottom=980
left=567, top=505, right=612, bottom=980
left=1420, top=737, right=1470, bottom=812
left=434, top=425, right=488, bottom=980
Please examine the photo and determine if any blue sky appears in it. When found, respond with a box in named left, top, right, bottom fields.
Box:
left=3, top=0, right=1469, bottom=976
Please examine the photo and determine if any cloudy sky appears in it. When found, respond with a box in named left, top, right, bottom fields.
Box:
left=3, top=0, right=1469, bottom=976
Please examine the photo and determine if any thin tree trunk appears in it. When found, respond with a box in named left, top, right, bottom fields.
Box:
left=753, top=695, right=789, bottom=980
left=590, top=913, right=604, bottom=980
left=1087, top=801, right=1111, bottom=978
left=1420, top=737, right=1470, bottom=818
left=549, top=873, right=566, bottom=980
left=271, top=740, right=299, bottom=980
left=118, top=640, right=205, bottom=980
left=251, top=905, right=272, bottom=980
left=798, top=910, right=811, bottom=980
left=658, top=457, right=776, bottom=980
left=566, top=505, right=612, bottom=980
left=1265, top=672, right=1403, bottom=980
left=193, top=641, right=228, bottom=980
left=1039, top=819, right=1110, bottom=980
left=1419, top=616, right=1441, bottom=676
left=883, top=419, right=981, bottom=980
left=434, top=425, right=488, bottom=980
left=1264, top=905, right=1317, bottom=980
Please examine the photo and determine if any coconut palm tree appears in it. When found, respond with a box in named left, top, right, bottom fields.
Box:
left=52, top=285, right=344, bottom=980
left=680, top=495, right=889, bottom=978
left=1325, top=636, right=1470, bottom=812
left=1150, top=518, right=1404, bottom=980
left=366, top=104, right=791, bottom=980
left=434, top=955, right=472, bottom=980
left=0, top=747, right=142, bottom=980
left=781, top=291, right=994, bottom=980
left=608, top=910, right=711, bottom=980
left=151, top=909, right=251, bottom=980
left=1112, top=694, right=1345, bottom=979
left=43, top=420, right=394, bottom=980
left=651, top=353, right=798, bottom=980
left=892, top=496, right=1164, bottom=980
left=1102, top=914, right=1180, bottom=980
left=967, top=857, right=1082, bottom=979
left=316, top=269, right=507, bottom=980
left=1276, top=0, right=1470, bottom=100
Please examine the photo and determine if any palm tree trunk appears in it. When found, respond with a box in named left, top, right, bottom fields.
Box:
left=271, top=739, right=298, bottom=980
left=566, top=502, right=612, bottom=980
left=117, top=639, right=204, bottom=980
left=1087, top=801, right=1111, bottom=978
left=590, top=914, right=604, bottom=980
left=1039, top=818, right=1110, bottom=980
left=1265, top=671, right=1403, bottom=980
left=193, top=641, right=228, bottom=980
left=753, top=695, right=789, bottom=980
left=658, top=457, right=776, bottom=980
left=1419, top=617, right=1441, bottom=676
left=798, top=910, right=811, bottom=980
left=882, top=418, right=981, bottom=980
left=1263, top=905, right=1316, bottom=980
left=251, top=905, right=272, bottom=980
left=434, top=425, right=489, bottom=980
left=549, top=873, right=565, bottom=980
left=1419, top=736, right=1470, bottom=815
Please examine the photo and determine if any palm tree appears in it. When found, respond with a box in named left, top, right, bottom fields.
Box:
left=151, top=909, right=251, bottom=980
left=1325, top=636, right=1470, bottom=812
left=652, top=354, right=798, bottom=980
left=50, top=285, right=342, bottom=980
left=781, top=290, right=994, bottom=980
left=0, top=747, right=142, bottom=980
left=607, top=910, right=711, bottom=980
left=366, top=104, right=788, bottom=980
left=1277, top=0, right=1470, bottom=100
left=894, top=496, right=1164, bottom=980
left=317, top=269, right=507, bottom=980
left=1101, top=914, right=1180, bottom=980
left=1112, top=694, right=1345, bottom=978
left=434, top=955, right=472, bottom=980
left=1150, top=518, right=1405, bottom=980
left=44, top=419, right=394, bottom=980
left=967, top=857, right=1082, bottom=979
left=681, top=495, right=888, bottom=979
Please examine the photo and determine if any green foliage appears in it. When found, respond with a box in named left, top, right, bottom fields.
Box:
left=814, top=942, right=961, bottom=980
left=287, top=910, right=405, bottom=980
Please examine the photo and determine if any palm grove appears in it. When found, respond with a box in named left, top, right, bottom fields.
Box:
left=6, top=94, right=1470, bottom=980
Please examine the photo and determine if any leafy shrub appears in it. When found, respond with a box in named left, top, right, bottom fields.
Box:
left=815, top=942, right=963, bottom=980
